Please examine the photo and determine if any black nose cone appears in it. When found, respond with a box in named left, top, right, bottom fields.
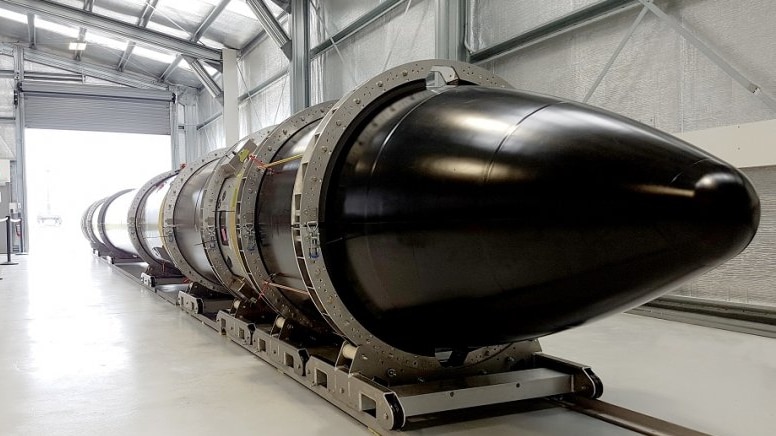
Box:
left=323, top=86, right=761, bottom=355
left=665, top=160, right=760, bottom=260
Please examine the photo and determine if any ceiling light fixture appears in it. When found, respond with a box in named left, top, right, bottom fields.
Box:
left=68, top=42, right=87, bottom=50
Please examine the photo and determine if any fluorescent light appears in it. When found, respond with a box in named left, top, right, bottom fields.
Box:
left=84, top=32, right=127, bottom=51
left=133, top=46, right=175, bottom=64
left=37, top=18, right=79, bottom=38
left=68, top=42, right=87, bottom=50
left=0, top=7, right=27, bottom=23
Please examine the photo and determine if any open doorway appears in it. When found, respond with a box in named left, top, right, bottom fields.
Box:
left=25, top=129, right=171, bottom=254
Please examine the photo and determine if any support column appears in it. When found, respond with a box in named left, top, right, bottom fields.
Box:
left=12, top=46, right=28, bottom=252
left=290, top=0, right=310, bottom=113
left=179, top=89, right=200, bottom=162
left=435, top=0, right=466, bottom=61
left=169, top=94, right=180, bottom=169
left=221, top=48, right=240, bottom=148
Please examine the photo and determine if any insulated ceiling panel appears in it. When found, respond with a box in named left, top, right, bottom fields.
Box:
left=0, top=0, right=232, bottom=90
left=167, top=68, right=205, bottom=88
left=93, top=3, right=146, bottom=26
left=122, top=59, right=168, bottom=79
left=203, top=10, right=265, bottom=49
left=34, top=25, right=80, bottom=52
left=82, top=47, right=125, bottom=71
left=0, top=16, right=29, bottom=43
left=146, top=20, right=191, bottom=40
left=151, top=0, right=218, bottom=35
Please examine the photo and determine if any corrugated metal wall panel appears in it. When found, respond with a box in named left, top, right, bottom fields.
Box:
left=467, top=0, right=603, bottom=51
left=197, top=88, right=221, bottom=124
left=239, top=33, right=289, bottom=95
left=674, top=166, right=776, bottom=307
left=471, top=0, right=776, bottom=134
left=24, top=95, right=171, bottom=134
left=0, top=79, right=13, bottom=118
left=309, top=0, right=386, bottom=47
left=238, top=75, right=290, bottom=138
left=199, top=116, right=224, bottom=153
left=0, top=52, right=13, bottom=69
left=0, top=124, right=15, bottom=159
left=310, top=0, right=435, bottom=104
left=21, top=82, right=173, bottom=134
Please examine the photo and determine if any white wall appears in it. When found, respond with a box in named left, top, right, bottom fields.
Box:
left=678, top=120, right=776, bottom=169
left=471, top=0, right=776, bottom=134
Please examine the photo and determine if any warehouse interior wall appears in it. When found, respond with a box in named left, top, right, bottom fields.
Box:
left=309, top=0, right=436, bottom=104
left=470, top=0, right=776, bottom=133
left=237, top=18, right=291, bottom=138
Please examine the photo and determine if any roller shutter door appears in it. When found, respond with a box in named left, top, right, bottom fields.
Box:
left=20, top=81, right=173, bottom=135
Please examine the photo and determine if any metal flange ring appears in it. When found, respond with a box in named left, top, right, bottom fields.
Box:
left=127, top=169, right=180, bottom=271
left=199, top=128, right=275, bottom=300
left=236, top=101, right=334, bottom=331
left=83, top=198, right=108, bottom=250
left=294, top=59, right=520, bottom=379
left=162, top=148, right=229, bottom=293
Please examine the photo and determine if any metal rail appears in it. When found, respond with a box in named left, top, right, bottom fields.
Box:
left=631, top=296, right=776, bottom=339
left=552, top=397, right=711, bottom=436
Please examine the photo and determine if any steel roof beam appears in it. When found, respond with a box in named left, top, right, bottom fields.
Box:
left=0, top=0, right=222, bottom=61
left=23, top=48, right=169, bottom=90
left=245, top=0, right=291, bottom=59
left=310, top=0, right=404, bottom=58
left=160, top=0, right=230, bottom=82
left=117, top=0, right=159, bottom=72
left=182, top=55, right=223, bottom=102
left=192, top=0, right=230, bottom=41
left=468, top=0, right=637, bottom=63
left=26, top=12, right=36, bottom=48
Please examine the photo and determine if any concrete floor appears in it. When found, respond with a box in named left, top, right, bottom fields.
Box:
left=1, top=229, right=775, bottom=435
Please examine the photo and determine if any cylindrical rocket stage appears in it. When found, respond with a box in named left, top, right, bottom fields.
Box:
left=84, top=60, right=760, bottom=362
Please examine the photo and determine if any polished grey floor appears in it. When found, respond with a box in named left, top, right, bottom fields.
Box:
left=1, top=227, right=774, bottom=435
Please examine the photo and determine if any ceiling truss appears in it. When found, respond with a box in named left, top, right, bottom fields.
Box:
left=0, top=0, right=223, bottom=61
left=117, top=0, right=159, bottom=72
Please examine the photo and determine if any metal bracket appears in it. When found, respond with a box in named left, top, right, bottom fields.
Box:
left=217, top=310, right=257, bottom=346
left=304, top=221, right=320, bottom=259
left=215, top=317, right=604, bottom=432
left=534, top=353, right=604, bottom=399
left=178, top=284, right=234, bottom=318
